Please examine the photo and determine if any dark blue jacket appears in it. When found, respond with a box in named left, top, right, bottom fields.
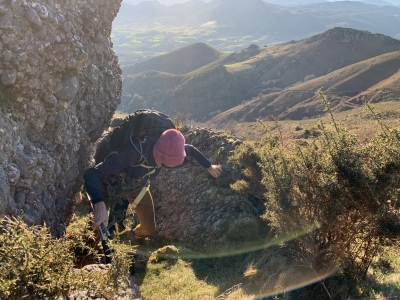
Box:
left=84, top=135, right=211, bottom=204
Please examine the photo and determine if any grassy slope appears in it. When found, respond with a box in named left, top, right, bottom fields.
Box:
left=173, top=243, right=400, bottom=299
left=115, top=101, right=400, bottom=145
left=218, top=101, right=400, bottom=144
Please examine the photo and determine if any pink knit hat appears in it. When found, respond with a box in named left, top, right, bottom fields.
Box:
left=153, top=129, right=186, bottom=167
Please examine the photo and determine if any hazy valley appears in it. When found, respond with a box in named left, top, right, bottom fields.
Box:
left=118, top=27, right=400, bottom=127
left=113, top=0, right=400, bottom=65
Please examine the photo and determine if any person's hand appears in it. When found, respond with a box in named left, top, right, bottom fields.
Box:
left=207, top=164, right=222, bottom=178
left=91, top=201, right=108, bottom=230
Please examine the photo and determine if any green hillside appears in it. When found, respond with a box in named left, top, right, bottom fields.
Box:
left=123, top=42, right=225, bottom=75
left=209, top=50, right=400, bottom=124
left=119, top=27, right=400, bottom=121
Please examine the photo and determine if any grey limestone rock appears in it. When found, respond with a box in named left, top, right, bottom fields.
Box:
left=151, top=128, right=262, bottom=250
left=0, top=0, right=123, bottom=236
left=0, top=167, right=10, bottom=214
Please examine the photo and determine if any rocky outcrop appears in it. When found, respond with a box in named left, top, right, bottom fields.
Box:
left=0, top=0, right=123, bottom=236
left=151, top=127, right=265, bottom=250
left=68, top=265, right=142, bottom=300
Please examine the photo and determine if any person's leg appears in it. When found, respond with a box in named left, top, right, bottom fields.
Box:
left=127, top=189, right=156, bottom=237
left=105, top=181, right=130, bottom=232
left=108, top=196, right=129, bottom=232
left=99, top=180, right=112, bottom=209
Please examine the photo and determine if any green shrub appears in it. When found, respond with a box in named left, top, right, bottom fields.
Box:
left=297, top=127, right=321, bottom=139
left=172, top=111, right=192, bottom=128
left=0, top=216, right=131, bottom=299
left=229, top=91, right=400, bottom=285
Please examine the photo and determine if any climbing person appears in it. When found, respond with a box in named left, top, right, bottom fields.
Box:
left=83, top=109, right=222, bottom=238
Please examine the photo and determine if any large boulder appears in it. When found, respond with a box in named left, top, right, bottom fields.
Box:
left=0, top=0, right=123, bottom=236
left=151, top=127, right=265, bottom=251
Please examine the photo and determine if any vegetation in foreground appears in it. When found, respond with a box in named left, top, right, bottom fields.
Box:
left=1, top=95, right=400, bottom=299
left=0, top=215, right=132, bottom=299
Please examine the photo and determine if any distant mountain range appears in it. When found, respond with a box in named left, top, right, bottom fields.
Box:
left=119, top=27, right=400, bottom=123
left=115, top=0, right=400, bottom=39
left=124, top=0, right=211, bottom=4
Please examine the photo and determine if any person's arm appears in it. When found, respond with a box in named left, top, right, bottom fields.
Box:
left=83, top=147, right=141, bottom=229
left=84, top=148, right=141, bottom=203
left=184, top=144, right=222, bottom=178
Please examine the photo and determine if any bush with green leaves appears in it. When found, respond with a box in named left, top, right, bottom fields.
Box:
left=229, top=91, right=400, bottom=282
left=0, top=215, right=132, bottom=299
left=172, top=111, right=192, bottom=128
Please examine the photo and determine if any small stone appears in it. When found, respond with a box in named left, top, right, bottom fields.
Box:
left=17, top=51, right=27, bottom=62
left=1, top=69, right=17, bottom=86
left=36, top=4, right=48, bottom=19
left=55, top=76, right=79, bottom=101
left=93, top=31, right=104, bottom=43
left=16, top=72, right=24, bottom=81
left=43, top=94, right=57, bottom=107
left=10, top=0, right=23, bottom=11
left=15, top=191, right=26, bottom=208
left=66, top=57, right=77, bottom=70
left=0, top=12, right=13, bottom=29
left=62, top=20, right=72, bottom=32
left=189, top=226, right=199, bottom=235
left=0, top=4, right=9, bottom=17
left=25, top=8, right=42, bottom=30
left=6, top=164, right=20, bottom=184
left=3, top=50, right=13, bottom=62
left=36, top=25, right=47, bottom=40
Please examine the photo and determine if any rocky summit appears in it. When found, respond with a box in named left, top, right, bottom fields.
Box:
left=0, top=0, right=123, bottom=236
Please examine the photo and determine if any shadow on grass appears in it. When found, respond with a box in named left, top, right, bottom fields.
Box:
left=178, top=232, right=273, bottom=297
left=184, top=240, right=400, bottom=300
left=186, top=251, right=260, bottom=295
left=264, top=273, right=400, bottom=300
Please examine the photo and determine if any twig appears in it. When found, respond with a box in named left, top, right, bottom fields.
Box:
left=214, top=283, right=243, bottom=299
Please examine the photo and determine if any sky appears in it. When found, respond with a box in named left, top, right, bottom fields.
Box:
left=122, top=0, right=400, bottom=5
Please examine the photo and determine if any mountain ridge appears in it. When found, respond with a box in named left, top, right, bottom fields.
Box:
left=119, top=27, right=400, bottom=121
left=123, top=42, right=225, bottom=75
left=208, top=50, right=400, bottom=124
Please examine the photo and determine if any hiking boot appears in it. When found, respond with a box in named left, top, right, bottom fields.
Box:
left=124, top=229, right=142, bottom=241
left=133, top=223, right=155, bottom=237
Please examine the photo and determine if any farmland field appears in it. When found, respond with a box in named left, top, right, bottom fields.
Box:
left=111, top=24, right=275, bottom=67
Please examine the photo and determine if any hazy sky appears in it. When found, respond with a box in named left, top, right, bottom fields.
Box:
left=123, top=0, right=400, bottom=5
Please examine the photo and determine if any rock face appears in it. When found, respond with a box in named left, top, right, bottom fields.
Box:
left=0, top=0, right=123, bottom=236
left=151, top=127, right=264, bottom=250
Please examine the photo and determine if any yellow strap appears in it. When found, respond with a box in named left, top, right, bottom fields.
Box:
left=130, top=184, right=149, bottom=209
